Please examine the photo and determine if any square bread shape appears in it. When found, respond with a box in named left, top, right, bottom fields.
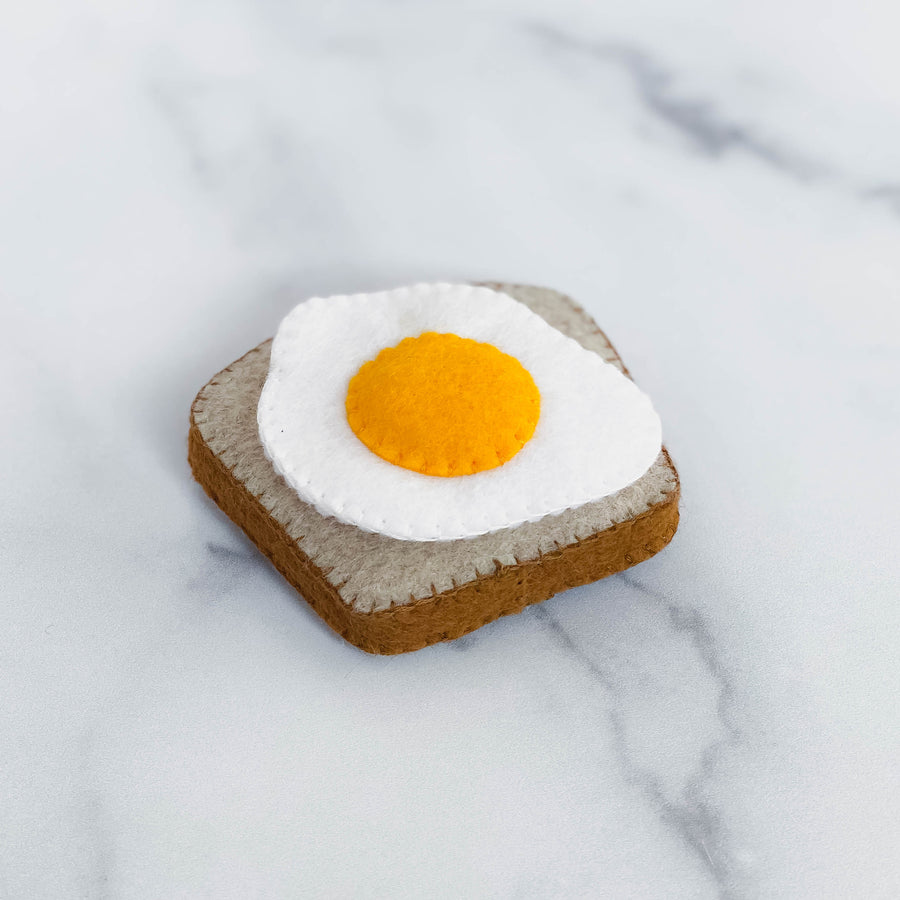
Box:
left=188, top=283, right=680, bottom=654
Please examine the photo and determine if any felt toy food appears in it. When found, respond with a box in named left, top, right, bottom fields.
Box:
left=189, top=283, right=679, bottom=654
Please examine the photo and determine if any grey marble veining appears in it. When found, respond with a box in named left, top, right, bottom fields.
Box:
left=527, top=23, right=816, bottom=179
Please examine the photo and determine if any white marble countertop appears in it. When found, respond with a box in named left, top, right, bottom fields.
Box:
left=2, top=1, right=899, bottom=897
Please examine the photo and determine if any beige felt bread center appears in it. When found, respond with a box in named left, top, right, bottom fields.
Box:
left=188, top=283, right=680, bottom=654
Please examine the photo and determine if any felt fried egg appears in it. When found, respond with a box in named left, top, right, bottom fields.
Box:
left=257, top=283, right=662, bottom=541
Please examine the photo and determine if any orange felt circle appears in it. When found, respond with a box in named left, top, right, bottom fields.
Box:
left=345, top=332, right=541, bottom=477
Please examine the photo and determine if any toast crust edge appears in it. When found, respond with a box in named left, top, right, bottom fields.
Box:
left=188, top=386, right=680, bottom=655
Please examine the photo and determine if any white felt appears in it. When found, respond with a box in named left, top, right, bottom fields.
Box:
left=257, top=283, right=662, bottom=541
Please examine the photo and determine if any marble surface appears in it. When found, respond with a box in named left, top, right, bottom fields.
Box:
left=2, top=1, right=899, bottom=897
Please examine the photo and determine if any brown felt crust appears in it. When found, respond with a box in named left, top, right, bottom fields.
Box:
left=188, top=291, right=680, bottom=655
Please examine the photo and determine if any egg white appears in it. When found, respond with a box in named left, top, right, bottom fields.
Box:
left=257, top=283, right=662, bottom=541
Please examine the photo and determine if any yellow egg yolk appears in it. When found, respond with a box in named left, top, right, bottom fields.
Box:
left=345, top=332, right=540, bottom=477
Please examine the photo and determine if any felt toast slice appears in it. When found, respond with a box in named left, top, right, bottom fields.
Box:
left=188, top=284, right=680, bottom=654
